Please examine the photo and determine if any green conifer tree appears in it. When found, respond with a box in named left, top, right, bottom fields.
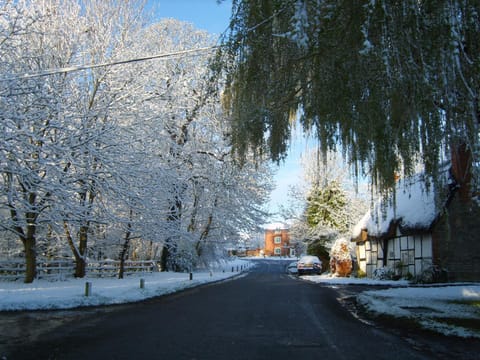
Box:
left=306, top=181, right=349, bottom=234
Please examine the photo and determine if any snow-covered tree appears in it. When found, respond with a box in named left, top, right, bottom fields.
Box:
left=306, top=181, right=349, bottom=234
left=285, top=149, right=367, bottom=234
left=0, top=0, right=87, bottom=282
left=283, top=148, right=368, bottom=264
left=0, top=1, right=273, bottom=282
left=52, top=0, right=149, bottom=278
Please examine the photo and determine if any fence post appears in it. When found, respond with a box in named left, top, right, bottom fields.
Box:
left=140, top=278, right=145, bottom=289
left=189, top=272, right=193, bottom=281
left=85, top=282, right=92, bottom=297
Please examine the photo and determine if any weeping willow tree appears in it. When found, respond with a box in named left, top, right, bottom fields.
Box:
left=218, top=0, right=479, bottom=192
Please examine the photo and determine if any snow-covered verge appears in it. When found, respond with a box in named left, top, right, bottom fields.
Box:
left=303, top=274, right=480, bottom=338
left=0, top=259, right=252, bottom=312
left=357, top=285, right=480, bottom=339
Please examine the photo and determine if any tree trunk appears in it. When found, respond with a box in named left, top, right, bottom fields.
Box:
left=118, top=213, right=132, bottom=279
left=118, top=244, right=128, bottom=279
left=195, top=198, right=217, bottom=257
left=162, top=195, right=183, bottom=272
left=23, top=210, right=37, bottom=283
left=74, top=225, right=88, bottom=278
left=23, top=234, right=36, bottom=284
left=74, top=256, right=87, bottom=278
left=64, top=222, right=87, bottom=278
left=9, top=192, right=38, bottom=283
left=160, top=244, right=170, bottom=272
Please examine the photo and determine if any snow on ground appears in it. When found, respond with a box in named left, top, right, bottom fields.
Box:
left=303, top=274, right=480, bottom=338
left=0, top=259, right=252, bottom=311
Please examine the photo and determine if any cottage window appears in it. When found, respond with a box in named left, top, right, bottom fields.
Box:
left=274, top=236, right=282, bottom=244
left=274, top=247, right=281, bottom=255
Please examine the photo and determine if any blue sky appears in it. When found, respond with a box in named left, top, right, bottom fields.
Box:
left=149, top=0, right=232, bottom=35
left=149, top=0, right=308, bottom=219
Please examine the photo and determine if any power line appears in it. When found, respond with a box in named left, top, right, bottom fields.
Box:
left=1, top=46, right=219, bottom=82
left=1, top=2, right=286, bottom=83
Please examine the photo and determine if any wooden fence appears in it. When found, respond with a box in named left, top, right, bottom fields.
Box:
left=0, top=259, right=160, bottom=281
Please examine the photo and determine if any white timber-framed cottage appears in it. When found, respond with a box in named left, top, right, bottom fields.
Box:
left=351, top=150, right=480, bottom=282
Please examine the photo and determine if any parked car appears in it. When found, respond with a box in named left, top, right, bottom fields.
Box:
left=286, top=261, right=298, bottom=275
left=297, top=255, right=322, bottom=275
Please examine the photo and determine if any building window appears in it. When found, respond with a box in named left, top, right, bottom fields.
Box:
left=274, top=236, right=282, bottom=244
left=274, top=247, right=281, bottom=255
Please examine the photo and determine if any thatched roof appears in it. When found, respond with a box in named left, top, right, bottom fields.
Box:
left=352, top=174, right=438, bottom=241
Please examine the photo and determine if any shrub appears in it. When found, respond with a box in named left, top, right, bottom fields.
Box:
left=372, top=267, right=395, bottom=280
left=412, top=265, right=449, bottom=284
left=356, top=269, right=366, bottom=278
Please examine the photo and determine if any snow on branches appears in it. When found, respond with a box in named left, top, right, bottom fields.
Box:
left=0, top=1, right=271, bottom=281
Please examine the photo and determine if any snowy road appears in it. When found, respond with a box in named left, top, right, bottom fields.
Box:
left=1, top=260, right=477, bottom=359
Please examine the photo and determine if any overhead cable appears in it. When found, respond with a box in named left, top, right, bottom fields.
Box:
left=1, top=46, right=218, bottom=82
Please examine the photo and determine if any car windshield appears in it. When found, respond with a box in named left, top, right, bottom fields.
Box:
left=299, top=256, right=320, bottom=263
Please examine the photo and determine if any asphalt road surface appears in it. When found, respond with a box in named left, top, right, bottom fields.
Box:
left=1, top=260, right=479, bottom=359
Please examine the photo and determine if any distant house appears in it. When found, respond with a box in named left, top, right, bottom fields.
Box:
left=351, top=165, right=480, bottom=282
left=263, top=223, right=294, bottom=257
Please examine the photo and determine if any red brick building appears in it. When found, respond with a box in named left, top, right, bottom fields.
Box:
left=264, top=223, right=294, bottom=257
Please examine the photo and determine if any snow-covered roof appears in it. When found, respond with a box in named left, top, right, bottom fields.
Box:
left=352, top=174, right=438, bottom=238
left=262, top=222, right=290, bottom=230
